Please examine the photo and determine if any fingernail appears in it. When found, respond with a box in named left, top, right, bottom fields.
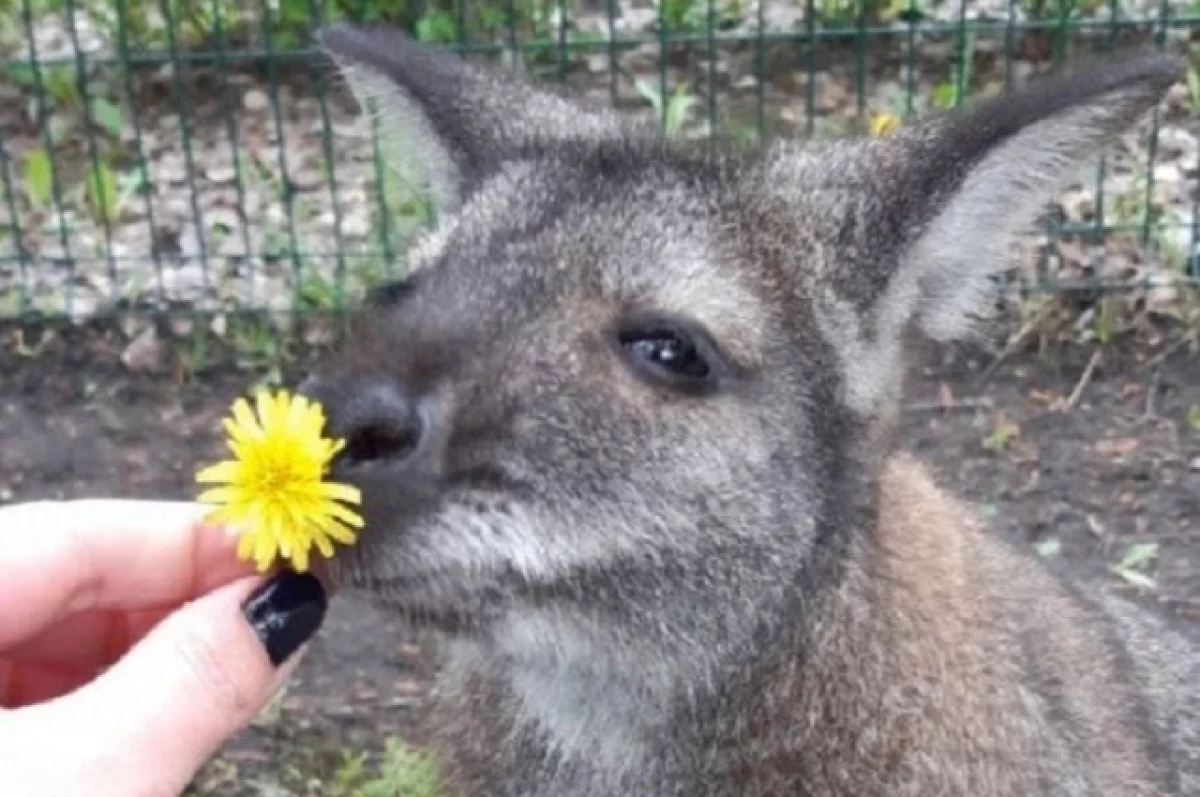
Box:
left=242, top=570, right=328, bottom=667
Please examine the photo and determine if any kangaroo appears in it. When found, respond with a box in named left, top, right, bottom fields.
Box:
left=302, top=22, right=1198, bottom=796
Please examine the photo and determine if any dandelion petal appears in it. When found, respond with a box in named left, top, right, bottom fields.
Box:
left=196, top=461, right=241, bottom=485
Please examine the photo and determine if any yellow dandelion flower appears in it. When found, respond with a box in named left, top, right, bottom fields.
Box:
left=868, top=111, right=902, bottom=138
left=196, top=388, right=363, bottom=573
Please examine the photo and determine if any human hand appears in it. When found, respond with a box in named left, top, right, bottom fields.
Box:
left=0, top=499, right=328, bottom=797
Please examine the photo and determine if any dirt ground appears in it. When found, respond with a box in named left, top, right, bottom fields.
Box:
left=0, top=316, right=1197, bottom=794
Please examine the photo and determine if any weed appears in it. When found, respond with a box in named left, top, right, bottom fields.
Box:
left=1081, top=296, right=1119, bottom=346
left=84, top=162, right=122, bottom=223
left=1020, top=0, right=1108, bottom=21
left=1109, top=541, right=1159, bottom=591
left=1109, top=168, right=1159, bottom=229
left=331, top=749, right=372, bottom=793
left=0, top=0, right=598, bottom=54
left=634, top=79, right=698, bottom=139
left=0, top=290, right=21, bottom=318
left=812, top=0, right=920, bottom=26
left=183, top=757, right=240, bottom=794
left=415, top=7, right=458, bottom=43
left=41, top=65, right=82, bottom=108
left=250, top=681, right=291, bottom=728
left=1186, top=64, right=1200, bottom=117
left=330, top=737, right=443, bottom=797
left=228, top=314, right=291, bottom=384
left=931, top=29, right=976, bottom=111
left=981, top=411, right=1020, bottom=454
left=90, top=96, right=124, bottom=138
left=297, top=267, right=341, bottom=311
left=179, top=319, right=212, bottom=379
left=21, top=147, right=53, bottom=210
left=9, top=327, right=55, bottom=358
left=8, top=53, right=132, bottom=227
left=353, top=253, right=397, bottom=291
left=659, top=0, right=701, bottom=32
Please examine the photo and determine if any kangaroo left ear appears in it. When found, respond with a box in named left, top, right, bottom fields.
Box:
left=794, top=49, right=1182, bottom=415
left=316, top=23, right=627, bottom=219
left=890, top=49, right=1182, bottom=346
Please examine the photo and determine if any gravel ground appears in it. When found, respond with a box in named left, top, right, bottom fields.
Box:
left=0, top=318, right=1195, bottom=794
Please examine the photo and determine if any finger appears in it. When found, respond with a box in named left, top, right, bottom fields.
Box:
left=6, top=607, right=170, bottom=669
left=3, top=607, right=172, bottom=707
left=24, top=571, right=326, bottom=795
left=0, top=500, right=256, bottom=649
left=2, top=660, right=98, bottom=708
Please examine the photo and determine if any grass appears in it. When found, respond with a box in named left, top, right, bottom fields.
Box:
left=334, top=738, right=442, bottom=797
left=186, top=736, right=443, bottom=797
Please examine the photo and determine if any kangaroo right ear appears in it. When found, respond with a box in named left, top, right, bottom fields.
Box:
left=315, top=23, right=626, bottom=218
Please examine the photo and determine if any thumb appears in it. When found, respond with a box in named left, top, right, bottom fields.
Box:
left=38, top=571, right=326, bottom=796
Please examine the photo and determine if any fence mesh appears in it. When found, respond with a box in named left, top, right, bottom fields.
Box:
left=0, top=0, right=1197, bottom=325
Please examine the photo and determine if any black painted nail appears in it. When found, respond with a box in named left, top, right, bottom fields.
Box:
left=243, top=570, right=328, bottom=667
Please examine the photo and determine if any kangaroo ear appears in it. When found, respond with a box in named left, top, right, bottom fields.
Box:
left=894, top=50, right=1183, bottom=344
left=807, top=49, right=1182, bottom=415
left=315, top=23, right=625, bottom=218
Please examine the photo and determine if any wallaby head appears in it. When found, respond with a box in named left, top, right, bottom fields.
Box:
left=302, top=22, right=1182, bottom=691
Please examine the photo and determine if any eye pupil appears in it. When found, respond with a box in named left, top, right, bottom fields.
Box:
left=625, top=327, right=710, bottom=380
left=634, top=336, right=679, bottom=362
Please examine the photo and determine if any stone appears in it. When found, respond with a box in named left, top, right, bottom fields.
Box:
left=243, top=88, right=270, bottom=112
left=121, top=323, right=165, bottom=373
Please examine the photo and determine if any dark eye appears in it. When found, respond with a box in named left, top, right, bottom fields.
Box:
left=615, top=316, right=722, bottom=393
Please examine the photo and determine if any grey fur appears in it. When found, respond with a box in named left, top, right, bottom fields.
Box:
left=305, top=23, right=1197, bottom=796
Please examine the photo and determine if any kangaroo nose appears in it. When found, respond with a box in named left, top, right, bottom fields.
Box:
left=305, top=378, right=426, bottom=469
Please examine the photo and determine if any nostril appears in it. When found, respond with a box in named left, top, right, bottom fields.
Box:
left=331, top=383, right=426, bottom=469
left=340, top=419, right=422, bottom=466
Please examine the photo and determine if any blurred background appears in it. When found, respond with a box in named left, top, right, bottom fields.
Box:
left=0, top=0, right=1197, bottom=328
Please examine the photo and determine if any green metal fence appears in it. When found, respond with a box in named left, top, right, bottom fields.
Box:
left=0, top=0, right=1197, bottom=325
